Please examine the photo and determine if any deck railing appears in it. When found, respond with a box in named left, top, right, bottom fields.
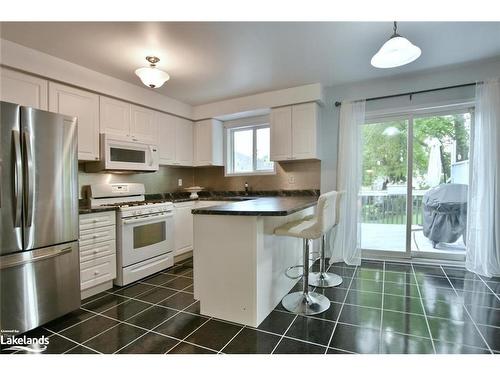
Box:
left=360, top=191, right=425, bottom=225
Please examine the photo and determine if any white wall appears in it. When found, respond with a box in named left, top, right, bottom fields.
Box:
left=0, top=39, right=193, bottom=119
left=320, top=57, right=500, bottom=193
left=193, top=83, right=324, bottom=120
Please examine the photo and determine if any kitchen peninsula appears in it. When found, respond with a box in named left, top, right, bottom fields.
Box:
left=192, top=196, right=317, bottom=327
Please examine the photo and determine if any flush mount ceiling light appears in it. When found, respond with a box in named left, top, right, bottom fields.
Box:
left=135, top=56, right=170, bottom=88
left=371, top=22, right=421, bottom=69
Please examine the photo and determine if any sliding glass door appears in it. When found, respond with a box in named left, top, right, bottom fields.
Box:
left=361, top=107, right=472, bottom=261
left=410, top=111, right=471, bottom=259
left=360, top=118, right=409, bottom=256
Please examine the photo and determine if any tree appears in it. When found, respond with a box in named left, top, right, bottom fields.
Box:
left=362, top=114, right=470, bottom=189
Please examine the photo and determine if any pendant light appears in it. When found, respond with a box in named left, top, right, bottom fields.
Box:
left=135, top=56, right=170, bottom=88
left=371, top=22, right=421, bottom=69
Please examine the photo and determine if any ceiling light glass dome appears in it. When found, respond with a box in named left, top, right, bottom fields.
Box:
left=371, top=22, right=421, bottom=69
left=135, top=56, right=170, bottom=88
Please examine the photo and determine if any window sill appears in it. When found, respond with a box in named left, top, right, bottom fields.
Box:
left=224, top=170, right=276, bottom=177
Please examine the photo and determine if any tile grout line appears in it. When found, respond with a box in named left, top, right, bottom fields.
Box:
left=165, top=317, right=215, bottom=354
left=475, top=274, right=500, bottom=301
left=59, top=286, right=195, bottom=353
left=134, top=281, right=194, bottom=295
left=217, top=325, right=246, bottom=354
left=83, top=286, right=185, bottom=320
left=270, top=314, right=298, bottom=354
left=269, top=253, right=324, bottom=354
left=44, top=328, right=102, bottom=354
left=410, top=263, right=436, bottom=354
left=378, top=261, right=386, bottom=353
left=276, top=335, right=331, bottom=350
left=78, top=304, right=197, bottom=354
left=111, top=299, right=207, bottom=354
left=45, top=265, right=191, bottom=353
left=64, top=283, right=224, bottom=353
left=323, top=263, right=358, bottom=354
left=440, top=266, right=494, bottom=354
left=115, top=299, right=217, bottom=355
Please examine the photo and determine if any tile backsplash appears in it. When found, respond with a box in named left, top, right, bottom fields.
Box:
left=77, top=164, right=194, bottom=199
left=193, top=160, right=320, bottom=192
left=78, top=160, right=320, bottom=198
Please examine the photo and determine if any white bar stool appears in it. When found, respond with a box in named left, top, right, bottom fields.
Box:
left=274, top=191, right=340, bottom=315
left=309, top=192, right=343, bottom=288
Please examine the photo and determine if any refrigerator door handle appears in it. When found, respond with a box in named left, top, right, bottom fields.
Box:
left=0, top=245, right=73, bottom=270
left=12, top=130, right=23, bottom=228
left=23, top=130, right=34, bottom=227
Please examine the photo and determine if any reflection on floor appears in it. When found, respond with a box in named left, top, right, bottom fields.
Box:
left=3, top=258, right=499, bottom=354
left=361, top=223, right=466, bottom=253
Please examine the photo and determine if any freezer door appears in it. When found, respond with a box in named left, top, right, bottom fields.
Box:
left=0, top=241, right=81, bottom=334
left=21, top=107, right=78, bottom=250
left=0, top=102, right=23, bottom=256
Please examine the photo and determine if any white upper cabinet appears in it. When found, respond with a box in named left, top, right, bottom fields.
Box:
left=48, top=82, right=100, bottom=161
left=100, top=96, right=158, bottom=143
left=193, top=119, right=223, bottom=167
left=291, top=102, right=319, bottom=160
left=157, top=112, right=176, bottom=165
left=270, top=102, right=320, bottom=161
left=175, top=118, right=194, bottom=166
left=158, top=114, right=193, bottom=166
left=270, top=106, right=292, bottom=161
left=130, top=104, right=158, bottom=143
left=0, top=67, right=48, bottom=110
left=99, top=96, right=130, bottom=137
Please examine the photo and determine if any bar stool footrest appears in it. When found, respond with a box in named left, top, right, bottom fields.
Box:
left=285, top=265, right=304, bottom=279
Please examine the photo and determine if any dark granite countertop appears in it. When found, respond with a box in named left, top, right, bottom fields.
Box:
left=78, top=189, right=319, bottom=215
left=191, top=196, right=317, bottom=216
left=78, top=206, right=118, bottom=215
left=144, top=189, right=319, bottom=204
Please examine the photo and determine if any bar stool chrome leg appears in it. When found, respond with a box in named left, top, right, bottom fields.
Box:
left=282, top=239, right=330, bottom=315
left=309, top=235, right=343, bottom=288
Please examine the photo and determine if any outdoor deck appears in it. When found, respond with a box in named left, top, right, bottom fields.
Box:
left=360, top=223, right=466, bottom=254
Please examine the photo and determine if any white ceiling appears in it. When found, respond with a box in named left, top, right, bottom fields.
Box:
left=1, top=22, right=500, bottom=105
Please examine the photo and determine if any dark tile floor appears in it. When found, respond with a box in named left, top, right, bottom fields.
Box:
left=3, top=258, right=500, bottom=354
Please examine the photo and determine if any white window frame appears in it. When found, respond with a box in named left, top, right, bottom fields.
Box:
left=225, top=123, right=276, bottom=177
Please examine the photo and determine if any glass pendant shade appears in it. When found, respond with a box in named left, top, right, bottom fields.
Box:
left=371, top=36, right=421, bottom=69
left=134, top=66, right=170, bottom=88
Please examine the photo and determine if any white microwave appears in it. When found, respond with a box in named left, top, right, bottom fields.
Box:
left=86, top=134, right=159, bottom=172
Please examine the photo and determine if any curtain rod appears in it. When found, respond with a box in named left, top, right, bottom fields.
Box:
left=334, top=82, right=477, bottom=107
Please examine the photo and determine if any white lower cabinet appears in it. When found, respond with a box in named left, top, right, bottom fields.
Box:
left=173, top=200, right=227, bottom=258
left=79, top=211, right=117, bottom=299
left=173, top=202, right=195, bottom=256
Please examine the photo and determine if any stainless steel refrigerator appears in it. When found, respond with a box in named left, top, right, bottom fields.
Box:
left=1, top=101, right=80, bottom=335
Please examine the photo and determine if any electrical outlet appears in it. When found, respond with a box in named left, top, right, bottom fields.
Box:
left=288, top=175, right=295, bottom=184
left=178, top=179, right=183, bottom=187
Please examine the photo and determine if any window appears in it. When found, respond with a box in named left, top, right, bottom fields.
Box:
left=226, top=124, right=275, bottom=175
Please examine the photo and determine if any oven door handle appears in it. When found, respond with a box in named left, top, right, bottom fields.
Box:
left=122, top=212, right=173, bottom=225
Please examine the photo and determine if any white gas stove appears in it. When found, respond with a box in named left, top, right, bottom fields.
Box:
left=88, top=183, right=175, bottom=286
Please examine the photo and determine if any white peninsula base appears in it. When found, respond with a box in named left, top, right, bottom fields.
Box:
left=193, top=206, right=315, bottom=327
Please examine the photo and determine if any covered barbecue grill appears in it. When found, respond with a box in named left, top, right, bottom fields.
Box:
left=422, top=183, right=468, bottom=248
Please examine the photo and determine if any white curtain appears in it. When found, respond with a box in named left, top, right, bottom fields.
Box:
left=330, top=100, right=365, bottom=266
left=466, top=78, right=500, bottom=277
